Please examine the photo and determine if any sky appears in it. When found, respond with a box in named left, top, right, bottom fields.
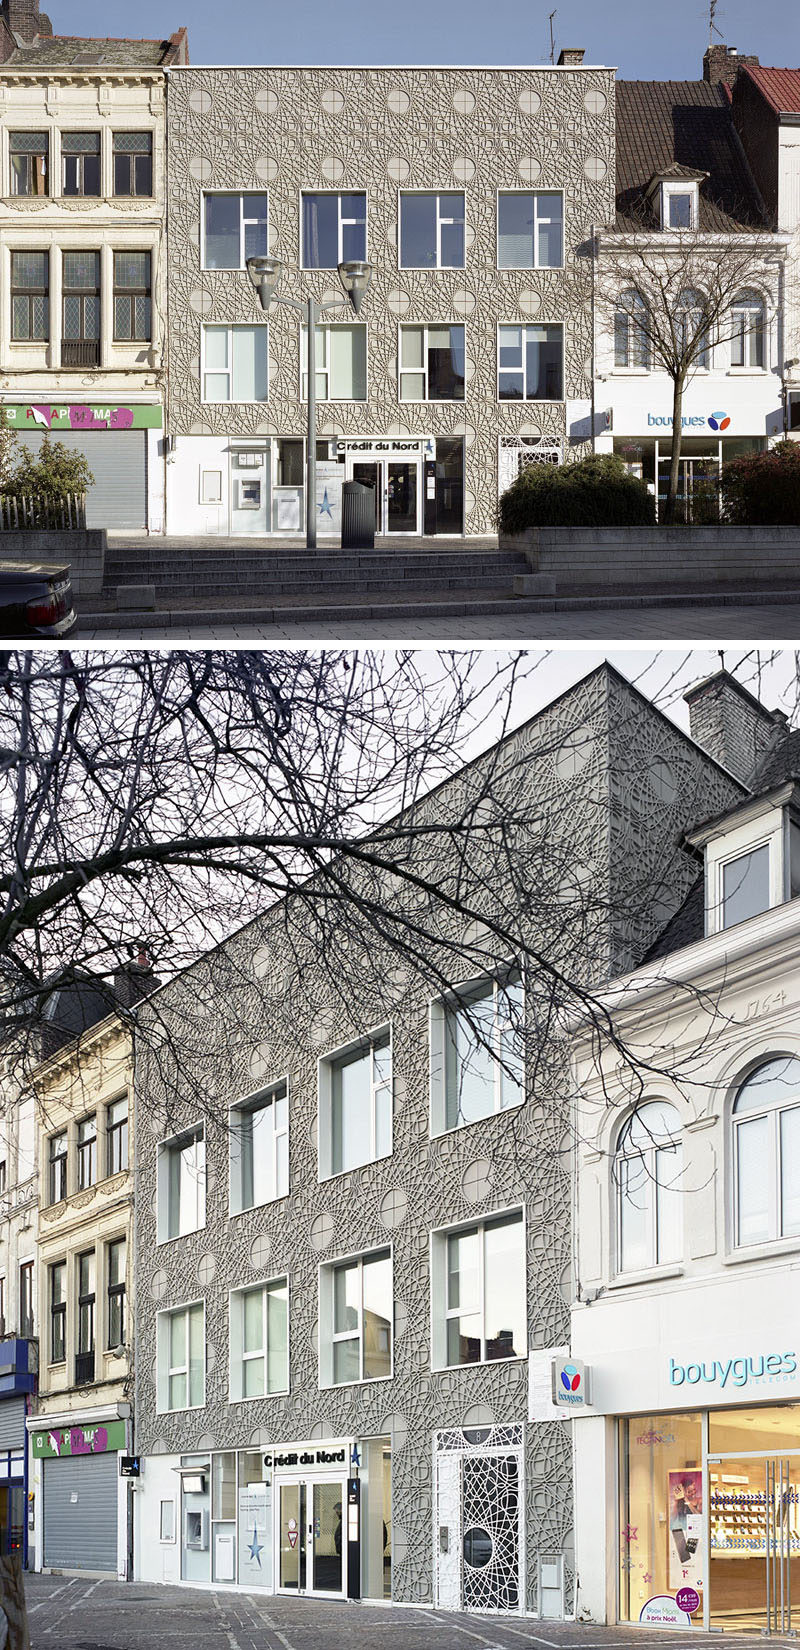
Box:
left=49, top=0, right=798, bottom=74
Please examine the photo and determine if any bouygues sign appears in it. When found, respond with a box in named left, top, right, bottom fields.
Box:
left=669, top=1350, right=797, bottom=1393
left=646, top=410, right=732, bottom=432
left=32, top=1420, right=126, bottom=1459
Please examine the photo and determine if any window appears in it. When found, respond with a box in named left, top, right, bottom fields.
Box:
left=301, top=324, right=367, bottom=400
left=158, top=1125, right=205, bottom=1241
left=789, top=392, right=800, bottom=433
left=113, top=251, right=151, bottom=342
left=497, top=191, right=563, bottom=269
left=0, top=1161, right=5, bottom=1195
left=321, top=1248, right=392, bottom=1386
left=399, top=324, right=465, bottom=401
left=731, top=289, right=765, bottom=368
left=62, top=132, right=100, bottom=197
left=615, top=1100, right=683, bottom=1273
left=399, top=192, right=464, bottom=269
left=76, top=1250, right=95, bottom=1382
left=614, top=288, right=649, bottom=369
left=661, top=182, right=697, bottom=229
left=113, top=132, right=152, bottom=196
left=229, top=1277, right=288, bottom=1399
left=160, top=1500, right=176, bottom=1543
left=203, top=193, right=268, bottom=269
left=19, top=1262, right=33, bottom=1337
left=0, top=1276, right=5, bottom=1337
left=49, top=1131, right=67, bottom=1204
left=320, top=1029, right=391, bottom=1179
left=77, top=1114, right=96, bottom=1189
left=721, top=843, right=770, bottom=928
left=11, top=252, right=49, bottom=342
left=432, top=1210, right=526, bottom=1369
left=10, top=131, right=48, bottom=196
left=107, top=1238, right=126, bottom=1350
left=675, top=288, right=709, bottom=369
left=157, top=1301, right=205, bottom=1411
left=62, top=251, right=100, bottom=366
left=733, top=1057, right=800, bottom=1246
left=431, top=972, right=524, bottom=1136
left=230, top=1081, right=288, bottom=1215
left=202, top=326, right=268, bottom=403
left=302, top=192, right=366, bottom=268
left=50, top=1262, right=66, bottom=1364
left=498, top=324, right=563, bottom=399
left=107, top=1097, right=128, bottom=1175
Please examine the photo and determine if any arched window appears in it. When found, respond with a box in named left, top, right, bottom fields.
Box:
left=614, top=288, right=649, bottom=369
left=675, top=288, right=709, bottom=369
left=733, top=1057, right=800, bottom=1245
left=731, top=289, right=765, bottom=369
left=614, top=1100, right=683, bottom=1272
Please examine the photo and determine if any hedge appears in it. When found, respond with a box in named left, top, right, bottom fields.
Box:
left=719, top=441, right=800, bottom=526
left=498, top=453, right=656, bottom=532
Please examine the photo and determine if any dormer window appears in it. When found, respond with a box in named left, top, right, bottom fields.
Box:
left=688, top=785, right=800, bottom=937
left=663, top=187, right=695, bottom=230
left=721, top=843, right=769, bottom=928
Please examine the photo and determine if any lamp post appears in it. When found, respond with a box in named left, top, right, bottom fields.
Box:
left=246, top=254, right=372, bottom=549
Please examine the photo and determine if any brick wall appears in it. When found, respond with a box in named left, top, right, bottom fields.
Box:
left=732, top=71, right=781, bottom=225
left=684, top=669, right=780, bottom=784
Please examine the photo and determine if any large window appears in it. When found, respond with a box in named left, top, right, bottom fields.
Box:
left=157, top=1301, right=205, bottom=1411
left=731, top=289, right=765, bottom=368
left=230, top=1081, right=288, bottom=1215
left=229, top=1278, right=288, bottom=1399
left=114, top=252, right=151, bottom=342
left=320, top=1029, right=391, bottom=1179
left=302, top=192, right=366, bottom=268
left=733, top=1057, right=800, bottom=1246
left=614, top=1100, right=683, bottom=1273
left=11, top=252, right=49, bottom=342
left=77, top=1114, right=96, bottom=1189
left=10, top=131, right=48, bottom=196
left=399, top=192, right=464, bottom=269
left=19, top=1261, right=34, bottom=1338
left=202, top=326, right=268, bottom=403
left=302, top=324, right=367, bottom=400
left=62, top=132, right=100, bottom=197
left=497, top=191, right=563, bottom=269
left=50, top=1262, right=66, bottom=1364
left=399, top=324, right=465, bottom=401
left=107, top=1238, right=126, bottom=1350
left=618, top=1411, right=703, bottom=1622
left=113, top=132, right=153, bottom=197
left=498, top=324, right=563, bottom=399
left=158, top=1125, right=206, bottom=1241
left=62, top=251, right=100, bottom=366
left=321, top=1248, right=392, bottom=1386
left=721, top=843, right=770, bottom=929
left=675, top=288, right=709, bottom=368
left=49, top=1130, right=67, bottom=1204
left=203, top=193, right=268, bottom=270
left=431, top=972, right=524, bottom=1136
left=432, top=1210, right=526, bottom=1368
left=76, top=1250, right=95, bottom=1383
left=614, top=288, right=649, bottom=369
left=107, top=1097, right=128, bottom=1175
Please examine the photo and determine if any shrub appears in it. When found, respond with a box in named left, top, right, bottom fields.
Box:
left=719, top=441, right=800, bottom=526
left=7, top=432, right=94, bottom=502
left=498, top=452, right=656, bottom=532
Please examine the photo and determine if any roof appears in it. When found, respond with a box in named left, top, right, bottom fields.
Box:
left=743, top=66, right=800, bottom=116
left=4, top=28, right=188, bottom=67
left=616, top=79, right=766, bottom=231
left=751, top=727, right=800, bottom=792
left=644, top=875, right=705, bottom=961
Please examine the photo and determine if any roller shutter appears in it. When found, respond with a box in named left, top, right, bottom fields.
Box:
left=43, top=1451, right=118, bottom=1572
left=0, top=1399, right=26, bottom=1450
left=16, top=429, right=147, bottom=529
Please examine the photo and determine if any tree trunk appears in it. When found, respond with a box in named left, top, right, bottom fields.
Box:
left=0, top=1552, right=31, bottom=1650
left=664, top=376, right=685, bottom=526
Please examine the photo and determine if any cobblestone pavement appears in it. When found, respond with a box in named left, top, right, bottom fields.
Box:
left=22, top=1575, right=797, bottom=1650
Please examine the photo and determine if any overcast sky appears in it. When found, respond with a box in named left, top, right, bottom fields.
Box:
left=57, top=0, right=797, bottom=75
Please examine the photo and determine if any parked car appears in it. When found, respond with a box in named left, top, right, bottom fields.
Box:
left=0, top=561, right=76, bottom=637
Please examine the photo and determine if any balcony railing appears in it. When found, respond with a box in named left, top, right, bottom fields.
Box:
left=74, top=1349, right=95, bottom=1385
left=61, top=339, right=100, bottom=368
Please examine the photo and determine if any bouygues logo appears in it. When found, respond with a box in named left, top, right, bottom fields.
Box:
left=561, top=1364, right=582, bottom=1394
left=708, top=410, right=731, bottom=431
left=669, top=1351, right=797, bottom=1389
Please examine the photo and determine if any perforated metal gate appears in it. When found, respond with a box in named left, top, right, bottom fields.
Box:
left=43, top=1450, right=118, bottom=1572
left=434, top=1426, right=524, bottom=1613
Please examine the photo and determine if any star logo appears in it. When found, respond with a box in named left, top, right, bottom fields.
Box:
left=622, top=1524, right=638, bottom=1544
left=318, top=487, right=333, bottom=519
left=248, top=1525, right=263, bottom=1566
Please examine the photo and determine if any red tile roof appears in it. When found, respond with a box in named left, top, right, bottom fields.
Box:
left=744, top=66, right=800, bottom=115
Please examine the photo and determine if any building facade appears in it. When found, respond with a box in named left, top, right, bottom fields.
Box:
left=0, top=1068, right=38, bottom=1566
left=131, top=664, right=743, bottom=1613
left=163, top=57, right=615, bottom=540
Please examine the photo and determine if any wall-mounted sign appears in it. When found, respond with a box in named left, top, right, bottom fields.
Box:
left=32, top=1420, right=126, bottom=1458
left=2, top=403, right=162, bottom=431
left=343, top=438, right=432, bottom=457
left=119, top=1455, right=141, bottom=1479
left=271, top=1442, right=349, bottom=1470
left=668, top=1350, right=797, bottom=1393
left=552, top=1357, right=591, bottom=1407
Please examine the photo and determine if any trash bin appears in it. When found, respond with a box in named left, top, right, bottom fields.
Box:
left=341, top=480, right=375, bottom=549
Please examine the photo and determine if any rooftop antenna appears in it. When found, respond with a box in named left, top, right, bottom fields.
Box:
left=709, top=0, right=723, bottom=47
left=549, top=10, right=557, bottom=64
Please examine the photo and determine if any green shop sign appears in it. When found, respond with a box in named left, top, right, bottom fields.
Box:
left=1, top=404, right=162, bottom=431
left=32, top=1420, right=126, bottom=1459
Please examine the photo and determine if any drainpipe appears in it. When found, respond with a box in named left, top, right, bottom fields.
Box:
left=590, top=225, right=597, bottom=455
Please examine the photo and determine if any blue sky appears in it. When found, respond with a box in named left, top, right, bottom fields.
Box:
left=50, top=0, right=798, bottom=74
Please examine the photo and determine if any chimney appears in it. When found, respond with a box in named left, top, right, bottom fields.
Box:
left=557, top=47, right=585, bottom=66
left=0, top=0, right=52, bottom=41
left=684, top=670, right=782, bottom=785
left=703, top=42, right=759, bottom=87
left=113, top=945, right=159, bottom=1009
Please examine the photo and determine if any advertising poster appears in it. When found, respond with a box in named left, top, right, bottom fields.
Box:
left=316, top=463, right=343, bottom=536
left=237, top=1482, right=272, bottom=1589
left=668, top=1470, right=703, bottom=1596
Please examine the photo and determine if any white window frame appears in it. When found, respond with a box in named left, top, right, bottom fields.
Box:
left=159, top=1498, right=177, bottom=1543
left=229, top=1275, right=289, bottom=1401
left=702, top=804, right=789, bottom=937
left=613, top=288, right=650, bottom=371
left=318, top=1025, right=392, bottom=1181
left=661, top=181, right=698, bottom=230
left=229, top=1078, right=289, bottom=1217
left=157, top=1123, right=206, bottom=1243
left=495, top=188, right=565, bottom=271
left=430, top=1206, right=527, bottom=1371
left=300, top=189, right=367, bottom=269
left=497, top=321, right=565, bottom=402
left=675, top=288, right=710, bottom=370
left=319, top=1245, right=393, bottom=1389
left=201, top=190, right=269, bottom=271
left=398, top=321, right=466, bottom=403
left=398, top=189, right=466, bottom=270
left=730, top=289, right=766, bottom=370
left=429, top=969, right=525, bottom=1138
left=156, top=1299, right=205, bottom=1413
left=200, top=324, right=269, bottom=405
left=613, top=1103, right=683, bottom=1275
left=300, top=322, right=368, bottom=402
left=732, top=1060, right=800, bottom=1249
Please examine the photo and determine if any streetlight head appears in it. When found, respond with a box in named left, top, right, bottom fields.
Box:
left=338, top=260, right=372, bottom=316
left=246, top=255, right=283, bottom=311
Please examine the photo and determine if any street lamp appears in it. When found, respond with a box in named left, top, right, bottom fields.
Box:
left=246, top=254, right=373, bottom=548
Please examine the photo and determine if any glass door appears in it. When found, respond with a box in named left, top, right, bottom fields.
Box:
left=352, top=462, right=381, bottom=530
left=278, top=1481, right=306, bottom=1592
left=277, top=1478, right=347, bottom=1596
left=657, top=455, right=719, bottom=523
left=708, top=1454, right=800, bottom=1632
left=311, top=1481, right=345, bottom=1594
left=386, top=463, right=418, bottom=533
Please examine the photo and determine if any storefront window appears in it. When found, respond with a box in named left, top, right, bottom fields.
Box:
left=618, top=1411, right=703, bottom=1623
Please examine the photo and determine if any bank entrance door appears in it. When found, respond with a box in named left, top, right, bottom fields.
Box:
left=277, top=1477, right=347, bottom=1598
left=708, top=1452, right=800, bottom=1632
left=352, top=461, right=419, bottom=534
